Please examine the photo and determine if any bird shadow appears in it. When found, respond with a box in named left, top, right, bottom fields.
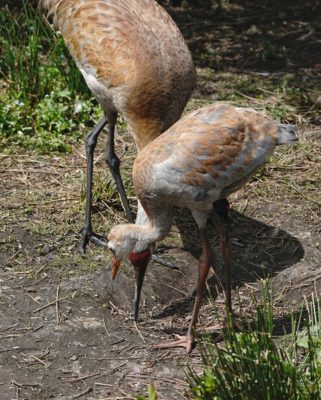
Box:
left=152, top=207, right=304, bottom=323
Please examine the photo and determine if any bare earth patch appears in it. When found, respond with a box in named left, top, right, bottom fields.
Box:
left=0, top=114, right=320, bottom=399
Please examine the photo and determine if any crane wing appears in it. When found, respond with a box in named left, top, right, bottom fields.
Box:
left=134, top=104, right=279, bottom=204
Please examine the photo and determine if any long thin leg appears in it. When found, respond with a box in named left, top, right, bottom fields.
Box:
left=153, top=228, right=211, bottom=353
left=79, top=116, right=108, bottom=253
left=208, top=212, right=246, bottom=334
left=210, top=211, right=232, bottom=312
left=104, top=114, right=133, bottom=223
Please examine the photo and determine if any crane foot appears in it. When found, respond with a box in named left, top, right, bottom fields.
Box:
left=152, top=334, right=194, bottom=353
left=151, top=254, right=179, bottom=270
left=205, top=313, right=249, bottom=334
left=79, top=228, right=108, bottom=254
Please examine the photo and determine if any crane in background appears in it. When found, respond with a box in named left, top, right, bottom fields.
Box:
left=39, top=0, right=196, bottom=252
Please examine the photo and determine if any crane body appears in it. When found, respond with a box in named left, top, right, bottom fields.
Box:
left=108, top=103, right=298, bottom=352
left=39, top=0, right=196, bottom=251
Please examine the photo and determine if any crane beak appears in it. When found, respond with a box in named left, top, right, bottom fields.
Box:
left=134, top=263, right=148, bottom=321
left=128, top=249, right=151, bottom=321
left=111, top=257, right=121, bottom=280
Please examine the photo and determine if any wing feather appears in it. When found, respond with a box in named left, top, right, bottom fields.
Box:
left=134, top=104, right=279, bottom=204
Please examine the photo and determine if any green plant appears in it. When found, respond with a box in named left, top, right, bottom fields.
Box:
left=1, top=3, right=45, bottom=102
left=0, top=1, right=99, bottom=153
left=188, top=282, right=321, bottom=400
left=136, top=384, right=158, bottom=400
left=0, top=2, right=88, bottom=102
left=0, top=89, right=98, bottom=153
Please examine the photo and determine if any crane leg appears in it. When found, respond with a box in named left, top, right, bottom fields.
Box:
left=80, top=116, right=108, bottom=253
left=153, top=228, right=212, bottom=353
left=210, top=211, right=232, bottom=312
left=105, top=115, right=133, bottom=223
left=207, top=212, right=247, bottom=334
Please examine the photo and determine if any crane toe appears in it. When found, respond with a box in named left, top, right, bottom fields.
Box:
left=152, top=334, right=194, bottom=353
left=79, top=229, right=108, bottom=254
left=151, top=254, right=179, bottom=270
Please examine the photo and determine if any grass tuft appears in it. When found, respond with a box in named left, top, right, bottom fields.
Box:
left=0, top=1, right=97, bottom=153
left=187, top=281, right=321, bottom=400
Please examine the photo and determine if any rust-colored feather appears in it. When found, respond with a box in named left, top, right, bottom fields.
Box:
left=39, top=0, right=196, bottom=150
left=133, top=103, right=281, bottom=208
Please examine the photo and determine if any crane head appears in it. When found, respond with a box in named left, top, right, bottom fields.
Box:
left=108, top=224, right=153, bottom=279
left=108, top=242, right=152, bottom=321
left=108, top=224, right=154, bottom=320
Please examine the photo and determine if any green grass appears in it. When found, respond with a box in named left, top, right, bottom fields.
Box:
left=0, top=2, right=98, bottom=153
left=0, top=2, right=89, bottom=102
left=187, top=282, right=321, bottom=400
left=137, top=283, right=321, bottom=399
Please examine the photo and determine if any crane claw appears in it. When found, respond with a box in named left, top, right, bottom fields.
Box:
left=79, top=229, right=108, bottom=254
left=152, top=334, right=194, bottom=353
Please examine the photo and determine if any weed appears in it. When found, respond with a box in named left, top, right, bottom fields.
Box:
left=0, top=1, right=96, bottom=153
left=0, top=89, right=98, bottom=153
left=136, top=384, right=158, bottom=400
left=187, top=282, right=321, bottom=400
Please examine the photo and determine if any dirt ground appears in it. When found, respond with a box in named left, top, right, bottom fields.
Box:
left=1, top=1, right=321, bottom=399
left=1, top=133, right=320, bottom=400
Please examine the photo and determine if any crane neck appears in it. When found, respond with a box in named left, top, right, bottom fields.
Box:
left=129, top=205, right=173, bottom=253
left=126, top=117, right=163, bottom=151
left=135, top=201, right=149, bottom=226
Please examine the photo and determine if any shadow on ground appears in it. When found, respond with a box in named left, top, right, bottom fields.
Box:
left=164, top=0, right=321, bottom=72
left=145, top=209, right=304, bottom=325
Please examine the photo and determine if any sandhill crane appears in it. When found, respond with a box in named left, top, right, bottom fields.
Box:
left=107, top=103, right=298, bottom=352
left=39, top=0, right=196, bottom=252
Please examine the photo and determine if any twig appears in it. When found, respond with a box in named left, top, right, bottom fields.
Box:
left=24, top=292, right=42, bottom=305
left=99, top=397, right=135, bottom=400
left=63, top=372, right=100, bottom=383
left=6, top=198, right=79, bottom=208
left=103, top=316, right=111, bottom=337
left=3, top=168, right=60, bottom=175
left=289, top=182, right=321, bottom=206
left=233, top=89, right=264, bottom=103
left=56, top=284, right=62, bottom=324
left=0, top=347, right=20, bottom=353
left=0, top=323, right=19, bottom=334
left=0, top=334, right=23, bottom=339
left=71, top=387, right=92, bottom=399
left=35, top=265, right=46, bottom=275
left=33, top=297, right=67, bottom=314
left=10, top=380, right=41, bottom=388
left=32, top=354, right=49, bottom=367
left=94, top=382, right=113, bottom=387
left=133, top=321, right=146, bottom=343
left=110, top=338, right=125, bottom=346
left=24, top=274, right=48, bottom=288
left=144, top=351, right=171, bottom=369
left=126, top=374, right=187, bottom=387
left=110, top=362, right=127, bottom=373
left=109, top=301, right=127, bottom=315
left=94, top=357, right=140, bottom=361
left=20, top=351, right=49, bottom=367
left=158, top=282, right=187, bottom=296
